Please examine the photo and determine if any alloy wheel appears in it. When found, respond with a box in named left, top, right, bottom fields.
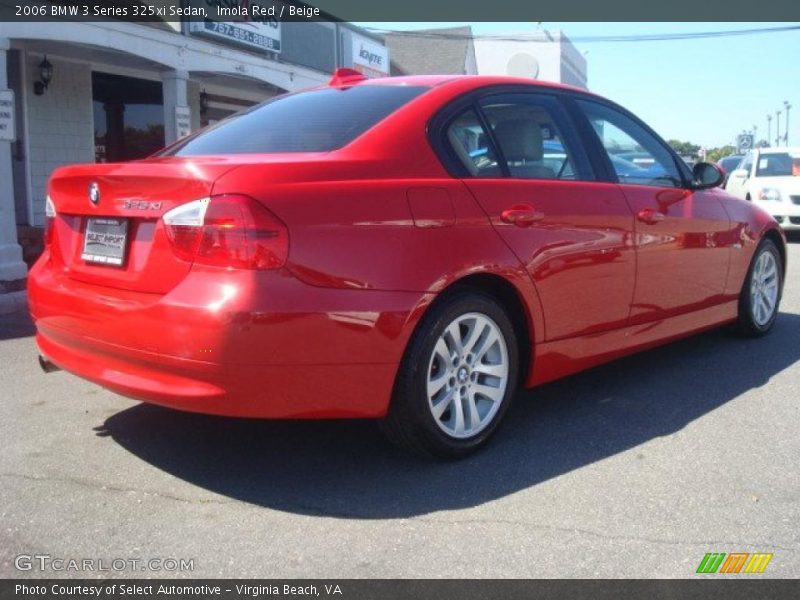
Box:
left=426, top=312, right=510, bottom=439
left=750, top=249, right=779, bottom=326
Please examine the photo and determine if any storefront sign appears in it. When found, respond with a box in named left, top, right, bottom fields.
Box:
left=175, top=106, right=192, bottom=140
left=351, top=35, right=389, bottom=78
left=0, top=90, right=15, bottom=143
left=188, top=1, right=281, bottom=53
left=736, top=134, right=754, bottom=154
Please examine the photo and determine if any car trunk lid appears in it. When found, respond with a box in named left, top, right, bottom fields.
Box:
left=47, top=157, right=242, bottom=294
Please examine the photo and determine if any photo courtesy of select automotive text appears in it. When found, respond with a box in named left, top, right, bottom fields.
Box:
left=0, top=0, right=799, bottom=597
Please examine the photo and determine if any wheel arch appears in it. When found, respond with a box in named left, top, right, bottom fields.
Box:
left=415, top=272, right=536, bottom=385
left=761, top=226, right=787, bottom=281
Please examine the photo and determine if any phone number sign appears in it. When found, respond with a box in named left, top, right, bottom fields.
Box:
left=190, top=20, right=281, bottom=53
left=0, top=90, right=15, bottom=143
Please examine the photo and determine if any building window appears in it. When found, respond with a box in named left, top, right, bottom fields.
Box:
left=92, top=72, right=164, bottom=163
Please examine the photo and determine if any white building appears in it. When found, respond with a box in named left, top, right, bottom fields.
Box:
left=0, top=16, right=388, bottom=291
left=474, top=29, right=587, bottom=90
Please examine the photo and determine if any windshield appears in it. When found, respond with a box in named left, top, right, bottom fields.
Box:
left=755, top=152, right=800, bottom=177
left=166, top=85, right=429, bottom=155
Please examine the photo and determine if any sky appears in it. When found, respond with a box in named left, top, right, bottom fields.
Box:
left=357, top=22, right=800, bottom=149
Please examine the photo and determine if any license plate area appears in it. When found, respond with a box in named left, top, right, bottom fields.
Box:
left=81, top=217, right=129, bottom=266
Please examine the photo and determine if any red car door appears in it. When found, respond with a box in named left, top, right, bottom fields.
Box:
left=574, top=99, right=731, bottom=324
left=445, top=93, right=636, bottom=341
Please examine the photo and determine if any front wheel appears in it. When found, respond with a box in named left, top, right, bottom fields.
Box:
left=736, top=238, right=782, bottom=336
left=381, top=291, right=520, bottom=458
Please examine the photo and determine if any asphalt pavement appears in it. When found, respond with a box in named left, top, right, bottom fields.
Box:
left=1, top=240, right=799, bottom=578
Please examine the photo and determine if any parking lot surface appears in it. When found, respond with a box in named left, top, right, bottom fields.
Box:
left=1, top=241, right=799, bottom=579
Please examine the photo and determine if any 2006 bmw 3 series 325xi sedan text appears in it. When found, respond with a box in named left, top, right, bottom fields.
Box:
left=29, top=70, right=786, bottom=457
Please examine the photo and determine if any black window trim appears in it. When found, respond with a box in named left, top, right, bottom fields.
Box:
left=428, top=90, right=497, bottom=178
left=428, top=83, right=698, bottom=188
left=474, top=103, right=510, bottom=178
left=560, top=95, right=616, bottom=182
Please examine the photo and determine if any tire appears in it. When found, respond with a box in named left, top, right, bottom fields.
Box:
left=735, top=238, right=783, bottom=337
left=381, top=290, right=520, bottom=458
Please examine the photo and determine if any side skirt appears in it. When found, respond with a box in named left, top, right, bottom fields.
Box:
left=527, top=300, right=738, bottom=387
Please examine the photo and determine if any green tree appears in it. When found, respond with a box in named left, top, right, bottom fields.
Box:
left=667, top=139, right=701, bottom=159
left=706, top=145, right=737, bottom=163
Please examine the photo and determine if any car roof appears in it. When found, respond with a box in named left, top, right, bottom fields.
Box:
left=340, top=74, right=589, bottom=95
left=758, top=146, right=800, bottom=154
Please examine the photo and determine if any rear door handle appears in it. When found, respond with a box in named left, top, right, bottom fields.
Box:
left=636, top=208, right=666, bottom=225
left=501, top=205, right=545, bottom=227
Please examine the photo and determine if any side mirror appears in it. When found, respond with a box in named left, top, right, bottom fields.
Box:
left=730, top=168, right=749, bottom=180
left=692, top=162, right=725, bottom=189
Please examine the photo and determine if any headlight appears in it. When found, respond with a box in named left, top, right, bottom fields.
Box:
left=758, top=188, right=782, bottom=201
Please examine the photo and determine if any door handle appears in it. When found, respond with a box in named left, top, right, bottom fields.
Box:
left=501, top=205, right=545, bottom=227
left=636, top=208, right=666, bottom=225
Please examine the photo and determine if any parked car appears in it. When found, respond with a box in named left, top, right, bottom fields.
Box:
left=717, top=154, right=745, bottom=186
left=29, top=71, right=786, bottom=457
left=614, top=151, right=656, bottom=168
left=725, top=147, right=800, bottom=230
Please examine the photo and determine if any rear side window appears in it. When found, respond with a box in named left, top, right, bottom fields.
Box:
left=447, top=109, right=503, bottom=177
left=444, top=93, right=591, bottom=181
left=168, top=86, right=429, bottom=155
left=480, top=99, right=578, bottom=180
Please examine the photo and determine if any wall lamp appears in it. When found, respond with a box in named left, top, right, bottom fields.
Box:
left=33, top=56, right=53, bottom=96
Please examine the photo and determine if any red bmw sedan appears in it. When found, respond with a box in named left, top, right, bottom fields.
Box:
left=29, top=71, right=786, bottom=457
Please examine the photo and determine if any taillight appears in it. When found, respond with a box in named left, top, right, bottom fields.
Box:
left=44, top=195, right=56, bottom=246
left=163, top=195, right=289, bottom=270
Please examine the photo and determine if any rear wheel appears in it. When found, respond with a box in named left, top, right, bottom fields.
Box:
left=736, top=239, right=782, bottom=336
left=381, top=291, right=519, bottom=458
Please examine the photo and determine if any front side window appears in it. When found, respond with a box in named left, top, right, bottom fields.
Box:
left=167, top=85, right=429, bottom=155
left=577, top=99, right=683, bottom=188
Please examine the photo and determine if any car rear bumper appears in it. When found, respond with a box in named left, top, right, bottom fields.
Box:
left=28, top=254, right=427, bottom=418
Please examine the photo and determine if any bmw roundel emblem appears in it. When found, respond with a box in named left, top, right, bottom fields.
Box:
left=88, top=182, right=100, bottom=205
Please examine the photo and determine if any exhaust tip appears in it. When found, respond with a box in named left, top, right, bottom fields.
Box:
left=38, top=355, right=61, bottom=374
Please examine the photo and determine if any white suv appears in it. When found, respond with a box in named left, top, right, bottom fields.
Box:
left=725, top=147, right=800, bottom=230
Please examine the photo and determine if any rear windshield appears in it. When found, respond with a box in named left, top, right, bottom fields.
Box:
left=167, top=85, right=429, bottom=155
